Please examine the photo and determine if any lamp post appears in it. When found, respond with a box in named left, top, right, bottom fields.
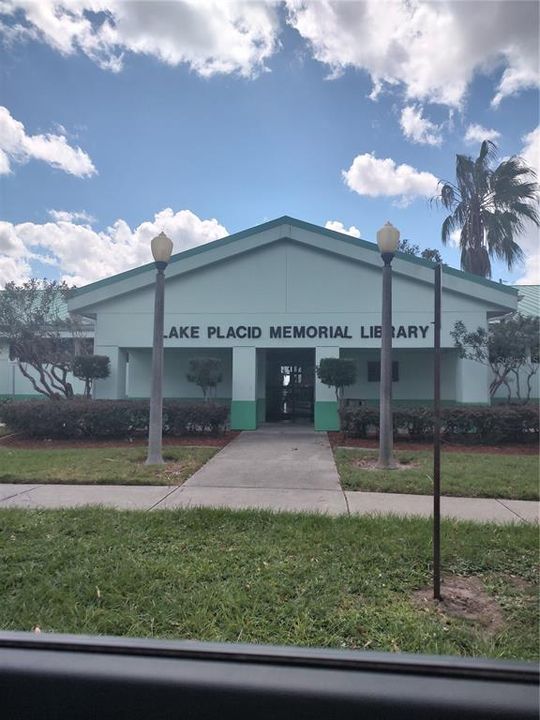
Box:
left=376, top=221, right=400, bottom=469
left=145, top=231, right=173, bottom=466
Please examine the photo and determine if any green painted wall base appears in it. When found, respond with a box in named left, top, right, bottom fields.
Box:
left=256, top=398, right=266, bottom=423
left=314, top=401, right=339, bottom=431
left=231, top=400, right=257, bottom=430
left=0, top=394, right=37, bottom=400
left=350, top=399, right=490, bottom=407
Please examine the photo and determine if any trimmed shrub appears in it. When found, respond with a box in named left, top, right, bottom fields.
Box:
left=72, top=355, right=111, bottom=398
left=339, top=404, right=538, bottom=444
left=186, top=357, right=223, bottom=402
left=340, top=406, right=379, bottom=438
left=442, top=405, right=539, bottom=444
left=0, top=399, right=229, bottom=439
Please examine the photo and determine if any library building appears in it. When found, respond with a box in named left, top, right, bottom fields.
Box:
left=57, top=216, right=523, bottom=431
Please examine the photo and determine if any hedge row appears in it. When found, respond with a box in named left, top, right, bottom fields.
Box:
left=340, top=405, right=539, bottom=444
left=0, top=400, right=229, bottom=438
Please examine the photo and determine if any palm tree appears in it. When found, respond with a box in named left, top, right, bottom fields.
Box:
left=437, top=141, right=539, bottom=277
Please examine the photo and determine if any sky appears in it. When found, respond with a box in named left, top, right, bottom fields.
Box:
left=0, top=0, right=539, bottom=288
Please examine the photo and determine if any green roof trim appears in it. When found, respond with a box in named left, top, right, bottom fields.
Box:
left=442, top=265, right=517, bottom=295
left=69, top=214, right=518, bottom=299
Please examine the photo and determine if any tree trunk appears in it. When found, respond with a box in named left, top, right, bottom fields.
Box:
left=525, top=365, right=537, bottom=403
left=17, top=361, right=62, bottom=399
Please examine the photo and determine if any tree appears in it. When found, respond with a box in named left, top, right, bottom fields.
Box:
left=186, top=357, right=223, bottom=402
left=508, top=316, right=540, bottom=403
left=451, top=315, right=539, bottom=402
left=398, top=238, right=442, bottom=264
left=437, top=141, right=539, bottom=278
left=72, top=355, right=110, bottom=399
left=0, top=279, right=86, bottom=400
left=316, top=358, right=356, bottom=427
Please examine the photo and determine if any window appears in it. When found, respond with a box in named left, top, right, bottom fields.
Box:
left=367, top=361, right=399, bottom=382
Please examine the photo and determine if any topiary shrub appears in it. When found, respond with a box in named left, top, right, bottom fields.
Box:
left=186, top=358, right=223, bottom=402
left=72, top=355, right=110, bottom=398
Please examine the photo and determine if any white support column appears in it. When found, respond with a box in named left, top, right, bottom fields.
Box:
left=94, top=346, right=127, bottom=399
left=231, top=346, right=257, bottom=430
left=314, top=346, right=340, bottom=431
left=455, top=356, right=490, bottom=405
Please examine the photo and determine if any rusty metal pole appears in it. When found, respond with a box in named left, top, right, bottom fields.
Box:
left=433, top=263, right=442, bottom=600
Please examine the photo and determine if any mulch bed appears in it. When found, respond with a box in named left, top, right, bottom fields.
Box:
left=0, top=431, right=239, bottom=450
left=328, top=432, right=539, bottom=455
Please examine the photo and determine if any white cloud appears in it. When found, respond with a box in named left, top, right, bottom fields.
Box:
left=342, top=153, right=439, bottom=206
left=0, top=208, right=228, bottom=287
left=492, top=48, right=540, bottom=108
left=515, top=248, right=540, bottom=285
left=464, top=123, right=501, bottom=144
left=0, top=254, right=32, bottom=286
left=285, top=0, right=539, bottom=108
left=519, top=126, right=540, bottom=175
left=449, top=229, right=461, bottom=248
left=48, top=209, right=95, bottom=224
left=325, top=220, right=361, bottom=238
left=400, top=105, right=442, bottom=145
left=514, top=126, right=540, bottom=285
left=0, top=1, right=279, bottom=78
left=0, top=220, right=32, bottom=285
left=0, top=106, right=96, bottom=177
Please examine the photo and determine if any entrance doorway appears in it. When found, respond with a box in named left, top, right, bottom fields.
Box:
left=265, top=348, right=315, bottom=423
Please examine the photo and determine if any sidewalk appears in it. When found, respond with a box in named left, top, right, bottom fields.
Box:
left=0, top=483, right=537, bottom=523
left=0, top=425, right=537, bottom=523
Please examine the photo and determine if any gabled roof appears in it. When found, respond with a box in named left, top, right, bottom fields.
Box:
left=68, top=215, right=518, bottom=313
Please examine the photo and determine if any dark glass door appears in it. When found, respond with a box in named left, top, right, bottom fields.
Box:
left=265, top=349, right=315, bottom=423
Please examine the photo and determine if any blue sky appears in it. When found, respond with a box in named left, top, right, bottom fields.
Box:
left=0, top=1, right=538, bottom=287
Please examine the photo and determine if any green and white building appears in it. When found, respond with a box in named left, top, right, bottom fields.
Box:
left=2, top=216, right=534, bottom=430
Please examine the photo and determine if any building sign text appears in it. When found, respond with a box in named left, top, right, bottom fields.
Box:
left=165, top=323, right=431, bottom=341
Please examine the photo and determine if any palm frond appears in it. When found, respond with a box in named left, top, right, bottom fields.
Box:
left=495, top=156, right=536, bottom=180
left=441, top=214, right=458, bottom=244
left=484, top=210, right=525, bottom=270
left=477, top=140, right=498, bottom=167
left=455, top=154, right=476, bottom=198
left=505, top=201, right=540, bottom=226
left=439, top=183, right=457, bottom=209
left=496, top=237, right=525, bottom=270
left=431, top=180, right=460, bottom=210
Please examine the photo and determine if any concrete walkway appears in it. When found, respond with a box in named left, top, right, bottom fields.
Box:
left=0, top=426, right=537, bottom=523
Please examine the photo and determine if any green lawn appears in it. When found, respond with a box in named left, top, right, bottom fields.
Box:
left=0, top=508, right=537, bottom=660
left=0, top=446, right=217, bottom=485
left=334, top=448, right=539, bottom=500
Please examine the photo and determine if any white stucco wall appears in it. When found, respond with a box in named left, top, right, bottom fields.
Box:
left=126, top=347, right=232, bottom=400
left=340, top=348, right=459, bottom=404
